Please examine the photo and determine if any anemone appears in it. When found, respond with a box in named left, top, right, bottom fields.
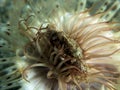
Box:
left=0, top=0, right=120, bottom=90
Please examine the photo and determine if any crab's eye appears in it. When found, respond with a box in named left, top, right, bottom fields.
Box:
left=51, top=31, right=59, bottom=41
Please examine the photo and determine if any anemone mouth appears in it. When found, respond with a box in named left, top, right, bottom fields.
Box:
left=23, top=26, right=88, bottom=89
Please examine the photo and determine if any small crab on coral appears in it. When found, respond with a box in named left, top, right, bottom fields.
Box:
left=0, top=0, right=120, bottom=90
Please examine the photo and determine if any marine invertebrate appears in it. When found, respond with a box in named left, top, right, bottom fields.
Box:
left=0, top=0, right=120, bottom=90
